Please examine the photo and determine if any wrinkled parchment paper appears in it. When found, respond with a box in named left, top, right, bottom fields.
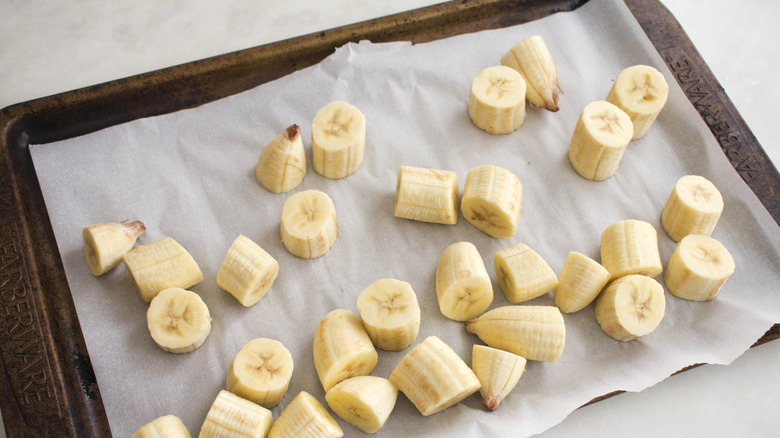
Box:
left=29, top=0, right=780, bottom=436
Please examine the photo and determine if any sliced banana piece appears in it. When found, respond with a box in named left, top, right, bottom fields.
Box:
left=605, top=64, right=669, bottom=139
left=389, top=336, right=480, bottom=416
left=494, top=243, right=558, bottom=303
left=356, top=278, right=421, bottom=351
left=664, top=234, right=735, bottom=301
left=217, top=234, right=279, bottom=307
left=147, top=287, right=211, bottom=354
left=661, top=175, right=724, bottom=242
left=256, top=124, right=306, bottom=194
left=311, top=101, right=366, bottom=179
left=325, top=376, right=398, bottom=434
left=313, top=309, right=378, bottom=392
left=436, top=241, right=493, bottom=321
left=594, top=274, right=666, bottom=341
left=461, top=164, right=522, bottom=239
left=568, top=100, right=633, bottom=181
left=123, top=236, right=203, bottom=303
left=500, top=34, right=562, bottom=112
left=554, top=251, right=611, bottom=313
left=465, top=305, right=565, bottom=362
left=600, top=219, right=663, bottom=280
left=471, top=344, right=526, bottom=411
left=394, top=166, right=459, bottom=225
left=83, top=220, right=146, bottom=276
left=130, top=414, right=191, bottom=438
left=226, top=337, right=294, bottom=409
left=280, top=189, right=338, bottom=259
left=468, top=65, right=527, bottom=134
left=267, top=391, right=344, bottom=438
left=200, top=390, right=273, bottom=438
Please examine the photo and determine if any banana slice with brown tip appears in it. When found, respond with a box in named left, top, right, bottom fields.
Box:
left=661, top=175, right=724, bottom=242
left=200, top=390, right=273, bottom=438
left=123, top=236, right=203, bottom=303
left=256, top=124, right=306, bottom=194
left=461, top=164, right=523, bottom=239
left=313, top=309, right=378, bottom=391
left=280, top=189, right=338, bottom=259
left=471, top=344, right=526, bottom=411
left=605, top=64, right=669, bottom=139
left=394, top=166, right=459, bottom=225
left=568, top=100, right=633, bottom=181
left=83, top=220, right=146, bottom=276
left=226, top=337, right=294, bottom=409
left=356, top=278, right=421, bottom=351
left=468, top=65, right=527, bottom=134
left=146, top=287, right=211, bottom=353
left=600, top=219, right=663, bottom=280
left=594, top=274, right=666, bottom=341
left=500, top=34, right=562, bottom=111
left=436, top=241, right=493, bottom=321
left=664, top=234, right=735, bottom=301
left=312, top=101, right=366, bottom=179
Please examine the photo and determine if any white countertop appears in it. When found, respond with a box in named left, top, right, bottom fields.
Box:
left=1, top=1, right=778, bottom=436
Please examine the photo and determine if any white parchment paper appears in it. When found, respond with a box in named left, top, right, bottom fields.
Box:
left=29, top=0, right=780, bottom=436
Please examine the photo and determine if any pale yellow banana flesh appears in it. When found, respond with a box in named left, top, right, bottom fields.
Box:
left=313, top=309, right=378, bottom=391
left=471, top=344, right=526, bottom=411
left=123, top=236, right=203, bottom=303
left=594, top=274, right=666, bottom=341
left=200, top=390, right=273, bottom=438
left=217, top=234, right=279, bottom=307
left=600, top=219, right=663, bottom=279
left=312, top=101, right=366, bottom=179
left=435, top=241, right=493, bottom=321
left=494, top=243, right=558, bottom=303
left=500, top=34, right=562, bottom=111
left=83, top=220, right=146, bottom=276
left=146, top=287, right=211, bottom=354
left=130, top=414, right=191, bottom=438
left=226, top=337, right=294, bottom=409
left=280, top=189, right=338, bottom=259
left=661, top=175, right=724, bottom=242
left=256, top=124, right=306, bottom=194
left=461, top=164, right=522, bottom=239
left=394, top=166, right=459, bottom=225
left=664, top=234, right=735, bottom=301
left=554, top=251, right=611, bottom=313
left=568, top=100, right=633, bottom=181
left=325, top=376, right=398, bottom=433
left=267, top=391, right=344, bottom=438
left=465, top=305, right=566, bottom=362
left=389, top=336, right=480, bottom=416
left=468, top=65, right=527, bottom=134
left=605, top=64, right=669, bottom=139
left=356, top=278, right=421, bottom=351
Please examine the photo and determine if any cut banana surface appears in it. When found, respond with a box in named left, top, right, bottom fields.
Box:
left=605, top=64, right=669, bottom=139
left=83, top=219, right=146, bottom=276
left=568, top=100, right=633, bottom=181
left=226, top=337, right=294, bottom=409
left=471, top=344, right=526, bottom=411
left=217, top=234, right=279, bottom=307
left=494, top=243, right=558, bottom=304
left=594, top=274, right=666, bottom=341
left=394, top=166, right=459, bottom=225
left=600, top=219, right=663, bottom=279
left=356, top=278, right=421, bottom=351
left=500, top=34, right=562, bottom=112
left=280, top=189, right=338, bottom=259
left=313, top=309, right=378, bottom=391
left=435, top=241, right=493, bottom=321
left=661, top=175, right=724, bottom=242
left=200, top=390, right=273, bottom=438
left=311, top=101, right=366, bottom=179
left=461, top=164, right=522, bottom=239
left=325, top=376, right=398, bottom=434
left=147, top=287, right=211, bottom=354
left=554, top=251, right=611, bottom=313
left=468, top=65, right=527, bottom=134
left=123, top=236, right=203, bottom=303
left=664, top=234, right=735, bottom=302
left=130, top=414, right=191, bottom=438
left=256, top=124, right=306, bottom=194
left=267, top=391, right=344, bottom=438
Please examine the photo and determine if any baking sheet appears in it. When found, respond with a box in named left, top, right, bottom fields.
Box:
left=28, top=0, right=780, bottom=436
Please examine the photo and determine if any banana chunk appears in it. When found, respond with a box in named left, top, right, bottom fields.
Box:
left=280, top=189, right=338, bottom=259
left=600, top=219, right=663, bottom=279
left=313, top=309, right=378, bottom=391
left=356, top=278, right=421, bottom=351
left=500, top=34, right=562, bottom=112
left=661, top=175, right=724, bottom=242
left=594, top=274, right=666, bottom=341
left=554, top=251, right=611, bottom=313
left=217, top=235, right=279, bottom=307
left=389, top=336, right=480, bottom=416
left=325, top=376, right=398, bottom=434
left=468, top=65, right=527, bottom=134
left=147, top=287, right=211, bottom=353
left=268, top=391, right=344, bottom=438
left=471, top=344, right=526, bottom=411
left=83, top=220, right=146, bottom=276
left=461, top=164, right=522, bottom=239
left=394, top=166, right=459, bottom=225
left=123, top=236, right=203, bottom=303
left=605, top=64, right=669, bottom=139
left=256, top=124, right=306, bottom=194
left=130, top=414, right=191, bottom=438
left=664, top=234, right=735, bottom=301
left=312, top=101, right=366, bottom=179
left=200, top=390, right=273, bottom=438
left=568, top=100, right=633, bottom=181
left=465, top=305, right=566, bottom=362
left=494, top=243, right=558, bottom=303
left=226, top=337, right=294, bottom=409
left=436, top=242, right=493, bottom=321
